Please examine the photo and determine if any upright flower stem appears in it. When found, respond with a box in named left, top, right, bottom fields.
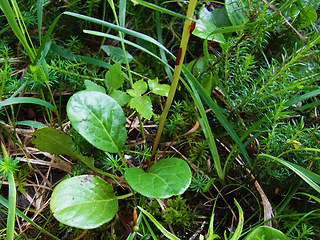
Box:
left=150, top=0, right=198, bottom=161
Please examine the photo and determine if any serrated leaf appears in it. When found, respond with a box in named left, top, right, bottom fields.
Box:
left=129, top=95, right=153, bottom=120
left=148, top=79, right=170, bottom=97
left=110, top=90, right=131, bottom=106
left=124, top=158, right=192, bottom=198
left=127, top=80, right=148, bottom=97
left=101, top=45, right=133, bottom=63
left=50, top=175, right=118, bottom=229
left=67, top=91, right=127, bottom=153
left=84, top=80, right=106, bottom=93
left=104, top=62, right=125, bottom=91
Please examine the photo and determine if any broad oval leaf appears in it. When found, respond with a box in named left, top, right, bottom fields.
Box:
left=124, top=158, right=191, bottom=198
left=244, top=226, right=289, bottom=240
left=50, top=175, right=118, bottom=229
left=67, top=91, right=127, bottom=153
left=225, top=0, right=246, bottom=26
left=192, top=6, right=226, bottom=43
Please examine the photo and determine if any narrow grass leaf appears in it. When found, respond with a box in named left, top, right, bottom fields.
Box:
left=230, top=199, right=244, bottom=240
left=37, top=0, right=44, bottom=43
left=258, top=154, right=320, bottom=194
left=0, top=97, right=56, bottom=112
left=182, top=66, right=252, bottom=167
left=132, top=0, right=192, bottom=20
left=0, top=195, right=59, bottom=239
left=64, top=12, right=175, bottom=58
left=51, top=42, right=111, bottom=69
left=284, top=88, right=320, bottom=107
left=14, top=120, right=46, bottom=128
left=84, top=30, right=170, bottom=70
left=0, top=0, right=36, bottom=62
left=137, top=206, right=181, bottom=240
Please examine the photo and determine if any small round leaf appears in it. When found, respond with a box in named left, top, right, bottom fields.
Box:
left=124, top=158, right=191, bottom=199
left=50, top=175, right=118, bottom=229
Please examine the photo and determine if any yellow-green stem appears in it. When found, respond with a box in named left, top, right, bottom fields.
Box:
left=151, top=0, right=198, bottom=160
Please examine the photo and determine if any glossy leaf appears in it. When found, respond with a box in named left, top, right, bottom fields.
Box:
left=148, top=79, right=170, bottom=97
left=129, top=95, right=153, bottom=120
left=101, top=45, right=133, bottom=63
left=225, top=0, right=246, bottom=26
left=244, top=226, right=289, bottom=240
left=124, top=158, right=191, bottom=198
left=297, top=5, right=317, bottom=29
left=51, top=175, right=118, bottom=229
left=67, top=91, right=127, bottom=153
left=104, top=62, right=125, bottom=91
left=192, top=6, right=226, bottom=43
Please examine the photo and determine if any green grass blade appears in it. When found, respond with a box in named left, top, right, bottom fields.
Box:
left=0, top=0, right=36, bottom=62
left=37, top=0, right=44, bottom=43
left=258, top=153, right=320, bottom=194
left=63, top=11, right=175, bottom=59
left=119, top=0, right=126, bottom=27
left=35, top=13, right=63, bottom=63
left=0, top=195, right=60, bottom=239
left=137, top=206, right=181, bottom=240
left=182, top=66, right=252, bottom=167
left=83, top=30, right=170, bottom=70
left=298, top=192, right=320, bottom=204
left=0, top=97, right=57, bottom=112
left=155, top=11, right=173, bottom=81
left=180, top=78, right=224, bottom=180
left=230, top=199, right=244, bottom=240
left=284, top=88, right=320, bottom=107
left=36, top=41, right=51, bottom=68
left=13, top=120, right=47, bottom=128
left=51, top=42, right=111, bottom=69
left=7, top=172, right=16, bottom=240
left=132, top=0, right=192, bottom=20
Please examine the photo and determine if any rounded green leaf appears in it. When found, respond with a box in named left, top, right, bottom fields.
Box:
left=67, top=91, right=127, bottom=153
left=192, top=6, right=226, bottom=43
left=244, top=226, right=290, bottom=240
left=50, top=175, right=118, bottom=229
left=124, top=158, right=191, bottom=199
